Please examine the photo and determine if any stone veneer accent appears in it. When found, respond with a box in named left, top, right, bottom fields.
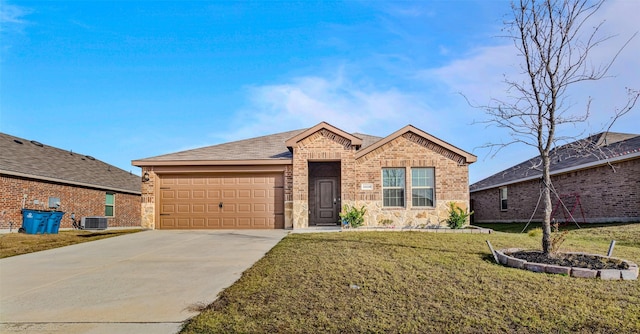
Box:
left=495, top=249, right=639, bottom=280
left=140, top=167, right=156, bottom=229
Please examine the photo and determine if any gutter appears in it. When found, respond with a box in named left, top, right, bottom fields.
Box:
left=470, top=151, right=640, bottom=193
left=0, top=169, right=142, bottom=195
left=131, top=159, right=293, bottom=167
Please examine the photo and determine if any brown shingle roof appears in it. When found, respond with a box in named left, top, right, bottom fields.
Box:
left=0, top=133, right=141, bottom=194
left=470, top=132, right=640, bottom=192
left=132, top=123, right=477, bottom=167
left=133, top=128, right=386, bottom=166
left=134, top=129, right=305, bottom=163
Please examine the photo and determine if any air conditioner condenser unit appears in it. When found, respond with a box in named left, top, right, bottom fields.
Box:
left=81, top=216, right=108, bottom=230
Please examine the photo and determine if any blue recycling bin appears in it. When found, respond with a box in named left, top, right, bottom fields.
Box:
left=46, top=211, right=65, bottom=234
left=21, top=209, right=51, bottom=234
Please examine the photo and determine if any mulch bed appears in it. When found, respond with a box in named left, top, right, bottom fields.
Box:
left=508, top=251, right=629, bottom=270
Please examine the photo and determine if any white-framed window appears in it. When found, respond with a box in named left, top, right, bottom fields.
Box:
left=105, top=193, right=115, bottom=217
left=500, top=187, right=508, bottom=211
left=412, top=168, right=435, bottom=207
left=382, top=168, right=405, bottom=207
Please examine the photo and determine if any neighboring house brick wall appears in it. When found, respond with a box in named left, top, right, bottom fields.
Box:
left=471, top=158, right=640, bottom=223
left=0, top=174, right=141, bottom=229
left=353, top=134, right=470, bottom=227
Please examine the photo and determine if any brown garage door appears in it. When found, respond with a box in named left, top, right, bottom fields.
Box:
left=158, top=173, right=284, bottom=229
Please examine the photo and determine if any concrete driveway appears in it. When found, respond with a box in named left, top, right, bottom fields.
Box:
left=0, top=229, right=288, bottom=334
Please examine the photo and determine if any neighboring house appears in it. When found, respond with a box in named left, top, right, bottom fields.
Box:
left=470, top=132, right=640, bottom=224
left=132, top=122, right=476, bottom=230
left=0, top=133, right=142, bottom=229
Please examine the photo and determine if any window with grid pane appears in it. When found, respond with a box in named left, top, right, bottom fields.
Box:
left=500, top=187, right=508, bottom=211
left=382, top=168, right=405, bottom=207
left=412, top=168, right=435, bottom=207
left=105, top=193, right=115, bottom=217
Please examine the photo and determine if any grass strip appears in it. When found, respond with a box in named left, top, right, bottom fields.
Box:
left=0, top=229, right=143, bottom=258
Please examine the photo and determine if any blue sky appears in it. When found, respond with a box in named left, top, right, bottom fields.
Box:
left=1, top=0, right=638, bottom=183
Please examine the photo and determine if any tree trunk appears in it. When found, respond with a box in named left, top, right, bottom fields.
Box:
left=541, top=153, right=553, bottom=254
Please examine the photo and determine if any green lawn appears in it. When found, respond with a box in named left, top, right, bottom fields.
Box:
left=181, top=224, right=640, bottom=333
left=0, top=229, right=143, bottom=258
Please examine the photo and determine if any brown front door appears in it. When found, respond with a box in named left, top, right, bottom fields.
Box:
left=313, top=178, right=339, bottom=225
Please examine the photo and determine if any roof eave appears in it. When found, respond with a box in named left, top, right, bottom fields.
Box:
left=132, top=159, right=293, bottom=167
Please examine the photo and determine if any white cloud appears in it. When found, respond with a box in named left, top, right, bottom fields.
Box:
left=218, top=71, right=440, bottom=142
left=0, top=3, right=31, bottom=29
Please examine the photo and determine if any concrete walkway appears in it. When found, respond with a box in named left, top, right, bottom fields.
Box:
left=0, top=230, right=288, bottom=334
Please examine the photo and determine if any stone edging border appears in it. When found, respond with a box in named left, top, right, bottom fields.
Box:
left=341, top=226, right=493, bottom=234
left=495, top=248, right=638, bottom=280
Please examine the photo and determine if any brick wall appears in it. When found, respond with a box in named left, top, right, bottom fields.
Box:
left=354, top=133, right=471, bottom=227
left=291, top=129, right=357, bottom=228
left=470, top=158, right=640, bottom=223
left=0, top=174, right=141, bottom=229
left=290, top=129, right=472, bottom=228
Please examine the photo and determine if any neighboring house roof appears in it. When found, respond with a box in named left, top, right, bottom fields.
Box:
left=0, top=133, right=141, bottom=194
left=470, top=132, right=640, bottom=192
left=132, top=122, right=475, bottom=166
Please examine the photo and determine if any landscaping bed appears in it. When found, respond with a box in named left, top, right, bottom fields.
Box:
left=509, top=250, right=629, bottom=270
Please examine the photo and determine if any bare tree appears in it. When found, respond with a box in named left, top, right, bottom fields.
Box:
left=480, top=0, right=639, bottom=254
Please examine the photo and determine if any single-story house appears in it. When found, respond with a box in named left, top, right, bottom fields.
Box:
left=470, top=132, right=640, bottom=224
left=132, top=122, right=477, bottom=230
left=0, top=132, right=142, bottom=229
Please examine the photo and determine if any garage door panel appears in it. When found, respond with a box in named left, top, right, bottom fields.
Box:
left=176, top=178, right=190, bottom=186
left=238, top=203, right=251, bottom=213
left=224, top=203, right=237, bottom=214
left=158, top=173, right=284, bottom=229
left=161, top=204, right=175, bottom=214
left=207, top=190, right=221, bottom=199
left=177, top=204, right=190, bottom=214
left=192, top=204, right=205, bottom=213
left=253, top=189, right=267, bottom=199
left=176, top=218, right=191, bottom=228
left=238, top=217, right=252, bottom=227
left=207, top=204, right=221, bottom=214
left=253, top=203, right=267, bottom=213
left=161, top=190, right=175, bottom=199
left=222, top=189, right=236, bottom=199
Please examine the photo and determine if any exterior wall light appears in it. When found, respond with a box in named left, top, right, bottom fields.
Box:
left=142, top=172, right=150, bottom=182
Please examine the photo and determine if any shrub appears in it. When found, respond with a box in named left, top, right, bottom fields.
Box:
left=446, top=202, right=473, bottom=229
left=340, top=205, right=367, bottom=228
left=528, top=228, right=542, bottom=237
